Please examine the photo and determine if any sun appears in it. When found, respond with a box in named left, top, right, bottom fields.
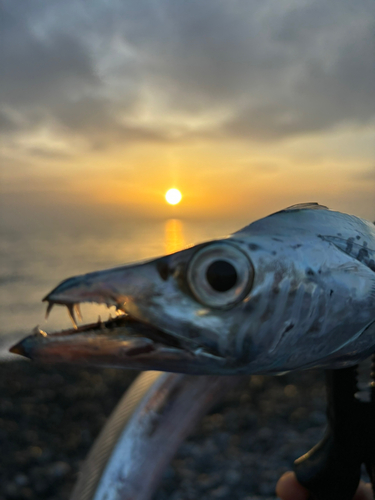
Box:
left=165, top=188, right=182, bottom=205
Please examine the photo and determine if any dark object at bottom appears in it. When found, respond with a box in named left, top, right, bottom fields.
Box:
left=294, top=356, right=375, bottom=500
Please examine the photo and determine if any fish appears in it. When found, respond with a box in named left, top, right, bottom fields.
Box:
left=10, top=203, right=375, bottom=375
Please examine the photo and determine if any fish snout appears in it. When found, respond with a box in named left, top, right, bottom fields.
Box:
left=42, top=261, right=166, bottom=328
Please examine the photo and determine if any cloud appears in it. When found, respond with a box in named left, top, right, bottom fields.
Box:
left=1, top=0, right=374, bottom=148
left=51, top=96, right=174, bottom=148
left=1, top=4, right=98, bottom=107
left=0, top=109, right=19, bottom=133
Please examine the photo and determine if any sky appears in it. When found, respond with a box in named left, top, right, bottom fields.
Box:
left=1, top=0, right=375, bottom=225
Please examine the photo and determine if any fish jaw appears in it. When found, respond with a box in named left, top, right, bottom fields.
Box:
left=9, top=317, right=232, bottom=375
left=17, top=247, right=242, bottom=373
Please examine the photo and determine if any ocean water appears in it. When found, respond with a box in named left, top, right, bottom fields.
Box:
left=0, top=216, right=242, bottom=357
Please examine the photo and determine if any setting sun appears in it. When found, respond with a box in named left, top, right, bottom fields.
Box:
left=165, top=188, right=182, bottom=205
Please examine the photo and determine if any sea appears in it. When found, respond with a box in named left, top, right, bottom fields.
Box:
left=0, top=215, right=244, bottom=358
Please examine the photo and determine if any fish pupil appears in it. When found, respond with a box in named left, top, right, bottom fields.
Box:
left=206, top=260, right=237, bottom=292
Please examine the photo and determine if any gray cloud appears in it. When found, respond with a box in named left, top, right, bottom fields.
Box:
left=1, top=0, right=374, bottom=147
left=0, top=109, right=19, bottom=133
left=1, top=4, right=98, bottom=106
left=52, top=96, right=175, bottom=147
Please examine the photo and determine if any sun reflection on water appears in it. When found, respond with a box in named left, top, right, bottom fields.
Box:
left=165, top=219, right=185, bottom=255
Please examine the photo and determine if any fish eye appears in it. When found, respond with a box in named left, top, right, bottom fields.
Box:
left=187, top=242, right=254, bottom=308
left=206, top=260, right=237, bottom=292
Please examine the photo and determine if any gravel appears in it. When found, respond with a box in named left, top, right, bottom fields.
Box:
left=0, top=360, right=329, bottom=500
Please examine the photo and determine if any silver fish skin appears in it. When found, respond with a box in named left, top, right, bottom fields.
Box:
left=11, top=204, right=375, bottom=374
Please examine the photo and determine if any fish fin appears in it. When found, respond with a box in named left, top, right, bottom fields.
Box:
left=320, top=235, right=375, bottom=273
left=275, top=202, right=329, bottom=213
left=234, top=202, right=330, bottom=235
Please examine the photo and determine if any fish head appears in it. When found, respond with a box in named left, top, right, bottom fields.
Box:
left=9, top=233, right=316, bottom=373
left=11, top=204, right=375, bottom=374
left=24, top=239, right=256, bottom=373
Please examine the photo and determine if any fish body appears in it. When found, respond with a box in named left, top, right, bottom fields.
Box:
left=11, top=204, right=375, bottom=375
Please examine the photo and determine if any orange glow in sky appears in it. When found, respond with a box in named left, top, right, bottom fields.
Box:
left=1, top=1, right=374, bottom=225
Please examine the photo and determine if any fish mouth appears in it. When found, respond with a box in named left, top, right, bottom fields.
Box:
left=10, top=306, right=228, bottom=375
left=10, top=255, right=233, bottom=374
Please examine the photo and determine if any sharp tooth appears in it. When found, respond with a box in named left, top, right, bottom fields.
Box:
left=67, top=304, right=78, bottom=329
left=97, top=316, right=105, bottom=330
left=74, top=303, right=82, bottom=322
left=108, top=314, right=113, bottom=322
left=45, top=302, right=54, bottom=319
left=32, top=326, right=47, bottom=337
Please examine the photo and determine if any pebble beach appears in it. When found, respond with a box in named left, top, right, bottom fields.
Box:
left=0, top=360, right=329, bottom=500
